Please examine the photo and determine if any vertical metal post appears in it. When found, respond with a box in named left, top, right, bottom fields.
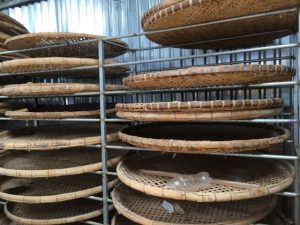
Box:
left=293, top=9, right=300, bottom=225
left=98, top=39, right=109, bottom=225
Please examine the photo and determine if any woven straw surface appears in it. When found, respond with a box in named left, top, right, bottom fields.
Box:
left=117, top=153, right=294, bottom=202
left=0, top=83, right=126, bottom=96
left=5, top=199, right=102, bottom=225
left=0, top=174, right=118, bottom=203
left=0, top=123, right=123, bottom=150
left=116, top=98, right=283, bottom=121
left=4, top=32, right=127, bottom=58
left=119, top=123, right=290, bottom=154
left=0, top=148, right=127, bottom=178
left=4, top=104, right=115, bottom=119
left=112, top=183, right=277, bottom=225
left=142, top=0, right=299, bottom=48
left=0, top=58, right=129, bottom=76
left=123, top=64, right=295, bottom=89
left=0, top=32, right=11, bottom=43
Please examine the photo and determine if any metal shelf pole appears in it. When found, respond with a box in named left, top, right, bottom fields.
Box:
left=98, top=39, right=109, bottom=225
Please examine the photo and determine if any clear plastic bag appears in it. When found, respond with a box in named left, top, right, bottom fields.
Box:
left=164, top=172, right=212, bottom=192
left=162, top=200, right=185, bottom=214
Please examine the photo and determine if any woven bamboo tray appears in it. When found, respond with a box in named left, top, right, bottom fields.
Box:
left=0, top=21, right=28, bottom=36
left=117, top=153, right=294, bottom=202
left=119, top=123, right=290, bottom=154
left=142, top=0, right=299, bottom=49
left=123, top=64, right=295, bottom=89
left=116, top=98, right=283, bottom=121
left=4, top=32, right=127, bottom=58
left=0, top=32, right=11, bottom=43
left=4, top=104, right=116, bottom=119
left=0, top=57, right=129, bottom=77
left=0, top=102, right=27, bottom=116
left=0, top=83, right=126, bottom=96
left=0, top=174, right=118, bottom=203
left=0, top=123, right=123, bottom=150
left=0, top=147, right=127, bottom=178
left=112, top=183, right=277, bottom=225
left=5, top=199, right=104, bottom=225
left=0, top=13, right=28, bottom=32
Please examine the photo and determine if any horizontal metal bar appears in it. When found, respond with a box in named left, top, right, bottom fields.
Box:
left=95, top=171, right=118, bottom=176
left=105, top=118, right=299, bottom=123
left=0, top=117, right=100, bottom=122
left=0, top=92, right=99, bottom=99
left=104, top=44, right=297, bottom=67
left=83, top=221, right=102, bottom=225
left=105, top=81, right=297, bottom=95
left=276, top=192, right=300, bottom=197
left=106, top=145, right=299, bottom=160
left=135, top=56, right=295, bottom=74
left=103, top=8, right=298, bottom=40
left=133, top=29, right=293, bottom=51
left=87, top=196, right=113, bottom=203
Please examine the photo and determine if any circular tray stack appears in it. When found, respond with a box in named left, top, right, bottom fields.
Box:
left=141, top=0, right=300, bottom=49
left=112, top=1, right=296, bottom=224
left=0, top=31, right=129, bottom=224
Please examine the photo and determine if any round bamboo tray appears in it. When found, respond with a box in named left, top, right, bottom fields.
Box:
left=123, top=64, right=295, bottom=89
left=119, top=123, right=290, bottom=154
left=112, top=183, right=277, bottom=225
left=0, top=21, right=28, bottom=36
left=0, top=83, right=126, bottom=96
left=0, top=147, right=127, bottom=178
left=142, top=0, right=299, bottom=49
left=0, top=13, right=27, bottom=31
left=0, top=102, right=27, bottom=116
left=5, top=199, right=104, bottom=225
left=0, top=57, right=129, bottom=77
left=4, top=32, right=127, bottom=58
left=0, top=123, right=123, bottom=150
left=117, top=153, right=294, bottom=202
left=0, top=32, right=11, bottom=43
left=4, top=104, right=116, bottom=119
left=112, top=210, right=289, bottom=225
left=0, top=174, right=118, bottom=203
left=116, top=98, right=283, bottom=121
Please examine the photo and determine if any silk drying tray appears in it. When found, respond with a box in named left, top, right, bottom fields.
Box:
left=5, top=199, right=108, bottom=225
left=0, top=147, right=127, bottom=178
left=112, top=183, right=277, bottom=225
left=0, top=173, right=118, bottom=203
left=4, top=104, right=115, bottom=119
left=111, top=211, right=289, bottom=225
left=142, top=0, right=300, bottom=49
left=0, top=123, right=123, bottom=150
left=0, top=83, right=127, bottom=97
left=4, top=32, right=127, bottom=58
left=0, top=58, right=129, bottom=77
left=123, top=64, right=295, bottom=89
left=117, top=153, right=294, bottom=202
left=116, top=98, right=283, bottom=121
left=119, top=123, right=290, bottom=154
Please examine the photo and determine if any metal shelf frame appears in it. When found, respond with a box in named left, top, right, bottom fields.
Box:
left=0, top=6, right=299, bottom=225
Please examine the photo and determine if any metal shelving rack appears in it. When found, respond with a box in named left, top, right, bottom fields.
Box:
left=0, top=6, right=298, bottom=225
